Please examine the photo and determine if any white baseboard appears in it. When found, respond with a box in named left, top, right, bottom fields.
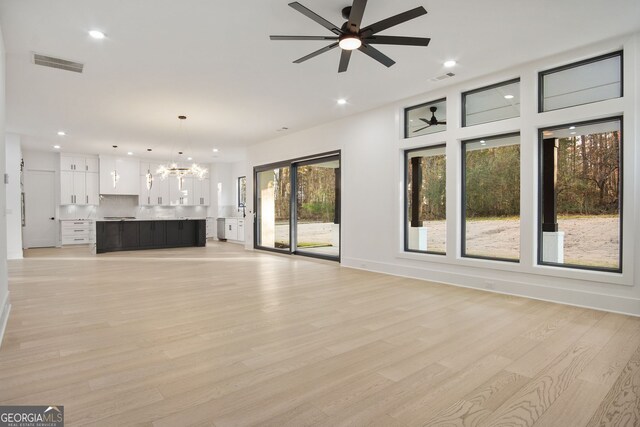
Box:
left=7, top=251, right=23, bottom=260
left=0, top=291, right=11, bottom=349
left=341, top=257, right=640, bottom=317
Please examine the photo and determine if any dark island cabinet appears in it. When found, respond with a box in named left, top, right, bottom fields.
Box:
left=96, top=220, right=205, bottom=253
left=139, top=221, right=167, bottom=248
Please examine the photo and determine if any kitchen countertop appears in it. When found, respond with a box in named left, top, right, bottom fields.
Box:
left=96, top=217, right=207, bottom=222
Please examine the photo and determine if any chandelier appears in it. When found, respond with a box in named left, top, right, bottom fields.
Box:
left=156, top=115, right=208, bottom=189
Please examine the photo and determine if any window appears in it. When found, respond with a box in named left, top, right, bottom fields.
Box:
left=462, top=78, right=520, bottom=127
left=462, top=134, right=520, bottom=261
left=295, top=156, right=340, bottom=259
left=255, top=152, right=341, bottom=261
left=405, top=145, right=446, bottom=254
left=539, top=117, right=622, bottom=272
left=256, top=166, right=291, bottom=250
left=404, top=98, right=447, bottom=138
left=238, top=176, right=247, bottom=207
left=539, top=51, right=622, bottom=112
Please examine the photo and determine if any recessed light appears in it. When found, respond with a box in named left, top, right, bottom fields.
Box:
left=480, top=140, right=486, bottom=143
left=57, top=131, right=66, bottom=136
left=187, top=157, right=193, bottom=161
left=443, top=60, right=456, bottom=68
left=89, top=30, right=105, bottom=39
left=570, top=132, right=576, bottom=135
left=569, top=126, right=576, bottom=130
left=53, top=145, right=61, bottom=149
left=127, top=152, right=133, bottom=155
left=213, top=148, right=219, bottom=152
left=337, top=98, right=347, bottom=105
left=504, top=94, right=514, bottom=99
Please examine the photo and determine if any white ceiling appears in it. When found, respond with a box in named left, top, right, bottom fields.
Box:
left=1, top=0, right=638, bottom=163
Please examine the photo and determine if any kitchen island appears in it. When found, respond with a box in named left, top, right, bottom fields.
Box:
left=96, top=218, right=206, bottom=254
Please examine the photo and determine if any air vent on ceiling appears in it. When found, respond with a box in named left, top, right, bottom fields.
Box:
left=430, top=72, right=455, bottom=82
left=33, top=53, right=84, bottom=73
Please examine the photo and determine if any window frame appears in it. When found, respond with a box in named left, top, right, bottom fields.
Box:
left=403, top=143, right=447, bottom=256
left=537, top=116, right=623, bottom=273
left=238, top=176, right=247, bottom=207
left=461, top=132, right=522, bottom=263
left=403, top=97, right=447, bottom=139
left=253, top=150, right=342, bottom=262
left=461, top=77, right=521, bottom=127
left=538, top=50, right=623, bottom=113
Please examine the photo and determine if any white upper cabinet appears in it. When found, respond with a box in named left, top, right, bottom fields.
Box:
left=59, top=154, right=99, bottom=205
left=140, top=161, right=170, bottom=205
left=193, top=178, right=210, bottom=206
left=99, top=155, right=140, bottom=195
left=169, top=175, right=194, bottom=205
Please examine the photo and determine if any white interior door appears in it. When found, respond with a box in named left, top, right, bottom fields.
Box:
left=24, top=170, right=57, bottom=248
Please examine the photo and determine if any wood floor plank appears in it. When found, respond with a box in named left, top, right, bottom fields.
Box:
left=0, top=244, right=637, bottom=426
left=586, top=342, right=640, bottom=427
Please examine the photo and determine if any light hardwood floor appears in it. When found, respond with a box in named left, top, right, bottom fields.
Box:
left=1, top=242, right=639, bottom=426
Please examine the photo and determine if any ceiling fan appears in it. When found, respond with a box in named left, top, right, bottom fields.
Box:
left=270, top=0, right=430, bottom=73
left=413, top=106, right=446, bottom=133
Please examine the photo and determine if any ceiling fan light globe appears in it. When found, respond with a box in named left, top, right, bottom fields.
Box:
left=339, top=36, right=362, bottom=50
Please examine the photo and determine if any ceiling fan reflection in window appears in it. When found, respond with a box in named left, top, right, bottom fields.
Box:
left=270, top=0, right=431, bottom=73
left=413, top=106, right=446, bottom=133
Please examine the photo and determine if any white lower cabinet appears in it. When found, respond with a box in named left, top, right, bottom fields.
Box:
left=206, top=217, right=215, bottom=238
left=237, top=219, right=245, bottom=242
left=60, top=220, right=95, bottom=245
left=217, top=218, right=245, bottom=242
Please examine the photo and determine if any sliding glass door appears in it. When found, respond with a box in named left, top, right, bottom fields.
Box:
left=256, top=165, right=291, bottom=251
left=294, top=156, right=340, bottom=259
left=255, top=153, right=340, bottom=260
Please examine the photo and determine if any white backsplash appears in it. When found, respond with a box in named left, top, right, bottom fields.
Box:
left=219, top=204, right=244, bottom=218
left=59, top=195, right=209, bottom=220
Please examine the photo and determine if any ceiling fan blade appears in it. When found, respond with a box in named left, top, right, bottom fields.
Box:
left=346, top=0, right=368, bottom=33
left=438, top=121, right=447, bottom=125
left=358, top=44, right=395, bottom=68
left=288, top=2, right=342, bottom=35
left=338, top=50, right=352, bottom=73
left=360, top=6, right=427, bottom=37
left=270, top=35, right=339, bottom=41
left=293, top=42, right=339, bottom=63
left=364, top=35, right=431, bottom=47
left=413, top=125, right=431, bottom=133
left=419, top=118, right=430, bottom=124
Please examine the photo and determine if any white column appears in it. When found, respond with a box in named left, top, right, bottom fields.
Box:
left=408, top=226, right=428, bottom=251
left=542, top=231, right=564, bottom=263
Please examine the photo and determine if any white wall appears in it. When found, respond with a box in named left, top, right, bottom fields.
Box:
left=5, top=133, right=22, bottom=259
left=246, top=33, right=640, bottom=316
left=0, top=24, right=10, bottom=346
left=209, top=161, right=246, bottom=219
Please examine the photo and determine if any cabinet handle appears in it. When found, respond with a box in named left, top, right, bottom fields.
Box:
left=86, top=195, right=88, bottom=204
left=148, top=196, right=150, bottom=205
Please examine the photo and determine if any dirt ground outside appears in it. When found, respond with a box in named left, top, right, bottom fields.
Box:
left=420, top=216, right=619, bottom=268
left=271, top=216, right=619, bottom=268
